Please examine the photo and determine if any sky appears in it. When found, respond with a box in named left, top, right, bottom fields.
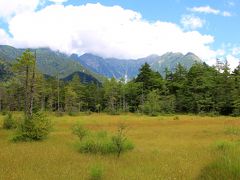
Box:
left=0, top=0, right=239, bottom=69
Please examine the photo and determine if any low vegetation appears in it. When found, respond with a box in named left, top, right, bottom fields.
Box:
left=89, top=164, right=104, bottom=180
left=3, top=112, right=17, bottom=130
left=13, top=112, right=51, bottom=142
left=73, top=123, right=134, bottom=157
left=224, top=126, right=240, bottom=136
left=199, top=140, right=240, bottom=180
left=1, top=114, right=239, bottom=179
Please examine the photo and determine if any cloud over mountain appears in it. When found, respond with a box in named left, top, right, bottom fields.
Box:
left=0, top=3, right=216, bottom=62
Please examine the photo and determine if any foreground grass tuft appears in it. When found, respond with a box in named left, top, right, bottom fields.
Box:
left=89, top=164, right=104, bottom=180
left=224, top=126, right=240, bottom=136
left=199, top=140, right=240, bottom=180
left=214, top=140, right=237, bottom=151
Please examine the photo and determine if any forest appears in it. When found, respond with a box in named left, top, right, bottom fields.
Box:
left=0, top=50, right=239, bottom=117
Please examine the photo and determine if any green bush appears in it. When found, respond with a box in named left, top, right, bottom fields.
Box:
left=74, top=125, right=134, bottom=156
left=1, top=110, right=7, bottom=116
left=173, top=116, right=179, bottom=120
left=199, top=140, right=240, bottom=179
left=78, top=136, right=134, bottom=155
left=13, top=112, right=52, bottom=142
left=111, top=123, right=133, bottom=157
left=68, top=111, right=79, bottom=116
left=89, top=165, right=103, bottom=180
left=55, top=111, right=65, bottom=117
left=225, top=126, right=240, bottom=136
left=198, top=150, right=240, bottom=180
left=72, top=123, right=88, bottom=141
left=215, top=140, right=237, bottom=151
left=107, top=109, right=120, bottom=115
left=85, top=110, right=92, bottom=115
left=3, top=112, right=17, bottom=130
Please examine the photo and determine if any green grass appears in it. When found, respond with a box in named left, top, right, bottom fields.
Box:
left=0, top=113, right=239, bottom=179
left=198, top=140, right=240, bottom=180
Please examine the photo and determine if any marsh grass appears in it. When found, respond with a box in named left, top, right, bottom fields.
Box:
left=199, top=140, right=240, bottom=180
left=0, top=113, right=240, bottom=179
left=214, top=140, right=237, bottom=151
left=89, top=164, right=104, bottom=180
left=75, top=128, right=134, bottom=156
left=224, top=126, right=240, bottom=136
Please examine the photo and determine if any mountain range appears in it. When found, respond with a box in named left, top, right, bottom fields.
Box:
left=0, top=45, right=202, bottom=82
left=71, top=52, right=201, bottom=79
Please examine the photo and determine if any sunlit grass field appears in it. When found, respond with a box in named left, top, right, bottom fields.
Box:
left=0, top=113, right=239, bottom=180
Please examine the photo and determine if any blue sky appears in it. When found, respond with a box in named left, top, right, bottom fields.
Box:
left=0, top=0, right=239, bottom=68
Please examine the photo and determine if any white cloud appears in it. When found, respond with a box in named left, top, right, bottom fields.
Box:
left=222, top=11, right=232, bottom=17
left=189, top=6, right=232, bottom=17
left=7, top=3, right=217, bottom=61
left=0, top=0, right=42, bottom=21
left=48, top=0, right=68, bottom=4
left=181, top=15, right=205, bottom=30
left=228, top=1, right=235, bottom=7
left=0, top=28, right=11, bottom=45
left=226, top=55, right=239, bottom=70
left=232, top=47, right=240, bottom=56
left=189, top=6, right=220, bottom=15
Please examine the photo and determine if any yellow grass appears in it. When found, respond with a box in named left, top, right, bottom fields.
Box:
left=0, top=113, right=239, bottom=180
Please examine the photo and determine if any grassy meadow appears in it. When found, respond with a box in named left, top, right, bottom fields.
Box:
left=0, top=113, right=240, bottom=180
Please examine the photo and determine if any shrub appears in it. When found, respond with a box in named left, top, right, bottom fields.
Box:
left=75, top=125, right=134, bottom=156
left=199, top=140, right=240, bottom=179
left=13, top=112, right=51, bottom=142
left=3, top=112, right=17, bottom=130
left=225, top=126, right=240, bottom=136
left=89, top=165, right=103, bottom=180
left=198, top=149, right=240, bottom=180
left=215, top=140, right=236, bottom=151
left=2, top=110, right=7, bottom=116
left=85, top=110, right=92, bottom=115
left=72, top=123, right=88, bottom=141
left=112, top=123, right=131, bottom=157
left=107, top=110, right=120, bottom=115
left=55, top=111, right=65, bottom=117
left=173, top=116, right=179, bottom=120
left=68, top=111, right=79, bottom=116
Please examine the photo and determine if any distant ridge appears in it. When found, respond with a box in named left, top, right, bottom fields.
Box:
left=72, top=52, right=202, bottom=79
left=0, top=45, right=202, bottom=80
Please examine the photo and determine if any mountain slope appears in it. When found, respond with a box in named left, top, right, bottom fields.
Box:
left=62, top=71, right=101, bottom=85
left=73, top=52, right=202, bottom=79
left=0, top=45, right=103, bottom=81
left=0, top=60, right=12, bottom=81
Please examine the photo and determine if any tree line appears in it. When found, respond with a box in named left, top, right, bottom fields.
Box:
left=0, top=50, right=239, bottom=116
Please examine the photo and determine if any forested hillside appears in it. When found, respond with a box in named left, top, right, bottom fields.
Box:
left=0, top=45, right=103, bottom=81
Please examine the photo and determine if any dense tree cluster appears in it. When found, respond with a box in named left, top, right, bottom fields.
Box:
left=0, top=50, right=239, bottom=116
